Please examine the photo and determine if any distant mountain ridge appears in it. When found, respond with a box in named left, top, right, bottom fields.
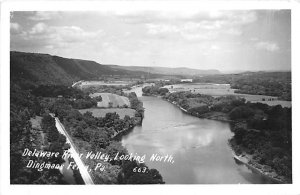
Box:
left=10, top=51, right=220, bottom=88
left=10, top=51, right=156, bottom=87
left=108, top=65, right=220, bottom=76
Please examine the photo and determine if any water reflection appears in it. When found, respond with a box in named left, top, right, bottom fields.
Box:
left=121, top=96, right=273, bottom=184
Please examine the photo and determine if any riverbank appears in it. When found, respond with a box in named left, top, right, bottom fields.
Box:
left=167, top=96, right=289, bottom=183
left=111, top=116, right=142, bottom=140
left=142, top=93, right=290, bottom=184
left=163, top=97, right=233, bottom=123
left=230, top=142, right=288, bottom=184
left=143, top=92, right=234, bottom=123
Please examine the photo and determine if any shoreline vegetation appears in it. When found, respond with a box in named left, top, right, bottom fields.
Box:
left=51, top=85, right=164, bottom=184
left=141, top=83, right=292, bottom=184
left=10, top=82, right=164, bottom=184
left=9, top=51, right=291, bottom=185
left=149, top=96, right=286, bottom=184
left=230, top=144, right=285, bottom=184
left=10, top=78, right=291, bottom=184
left=165, top=98, right=234, bottom=123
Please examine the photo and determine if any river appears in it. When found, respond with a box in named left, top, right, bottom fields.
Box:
left=121, top=86, right=274, bottom=184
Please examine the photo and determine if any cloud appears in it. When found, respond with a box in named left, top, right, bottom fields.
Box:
left=250, top=37, right=259, bottom=41
left=10, top=10, right=289, bottom=71
left=229, top=11, right=257, bottom=25
left=225, top=28, right=242, bottom=36
left=146, top=20, right=237, bottom=41
left=116, top=10, right=257, bottom=25
left=144, top=11, right=256, bottom=41
left=53, top=26, right=103, bottom=43
left=146, top=23, right=179, bottom=34
left=12, top=22, right=104, bottom=50
left=255, top=41, right=280, bottom=52
left=10, top=22, right=22, bottom=34
left=210, top=45, right=220, bottom=51
left=30, top=22, right=48, bottom=34
left=114, top=10, right=208, bottom=23
left=28, top=11, right=61, bottom=21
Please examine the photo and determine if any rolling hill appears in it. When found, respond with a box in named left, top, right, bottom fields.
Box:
left=10, top=51, right=159, bottom=87
left=108, top=65, right=220, bottom=76
left=10, top=51, right=220, bottom=88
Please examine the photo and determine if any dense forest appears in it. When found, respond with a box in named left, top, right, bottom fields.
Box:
left=42, top=87, right=163, bottom=184
left=229, top=103, right=291, bottom=182
left=142, top=86, right=292, bottom=183
left=33, top=85, right=98, bottom=109
left=11, top=80, right=164, bottom=184
left=10, top=84, right=69, bottom=184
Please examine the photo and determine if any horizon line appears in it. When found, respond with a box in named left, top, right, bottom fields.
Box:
left=10, top=50, right=291, bottom=73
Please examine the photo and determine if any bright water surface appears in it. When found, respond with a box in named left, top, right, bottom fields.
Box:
left=122, top=87, right=273, bottom=184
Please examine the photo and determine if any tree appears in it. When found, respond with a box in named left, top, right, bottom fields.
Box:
left=91, top=130, right=109, bottom=150
left=233, top=127, right=247, bottom=145
left=73, top=126, right=84, bottom=138
left=229, top=106, right=255, bottom=120
left=93, top=95, right=102, bottom=102
left=106, top=141, right=127, bottom=165
left=188, top=105, right=209, bottom=116
left=158, top=88, right=169, bottom=95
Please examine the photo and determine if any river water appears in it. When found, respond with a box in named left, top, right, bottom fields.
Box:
left=121, top=87, right=273, bottom=184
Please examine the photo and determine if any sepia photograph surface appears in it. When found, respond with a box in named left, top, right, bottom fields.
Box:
left=8, top=6, right=292, bottom=186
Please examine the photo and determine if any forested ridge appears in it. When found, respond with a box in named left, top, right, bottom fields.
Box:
left=10, top=51, right=161, bottom=88
left=11, top=51, right=291, bottom=100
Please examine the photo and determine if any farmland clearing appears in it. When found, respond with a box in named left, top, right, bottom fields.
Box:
left=164, top=83, right=291, bottom=108
left=90, top=93, right=130, bottom=108
left=79, top=108, right=135, bottom=119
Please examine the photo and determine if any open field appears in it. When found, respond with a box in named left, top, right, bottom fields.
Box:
left=90, top=93, right=130, bottom=108
left=164, top=83, right=291, bottom=108
left=79, top=108, right=136, bottom=119
left=30, top=116, right=42, bottom=130
left=79, top=81, right=133, bottom=87
left=165, top=83, right=235, bottom=96
left=123, top=83, right=155, bottom=97
left=29, top=116, right=47, bottom=147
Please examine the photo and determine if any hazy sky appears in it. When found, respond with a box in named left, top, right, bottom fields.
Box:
left=10, top=10, right=291, bottom=71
